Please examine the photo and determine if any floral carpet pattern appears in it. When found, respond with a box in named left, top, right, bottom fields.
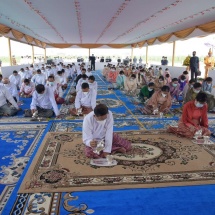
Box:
left=19, top=131, right=215, bottom=194
left=0, top=123, right=46, bottom=214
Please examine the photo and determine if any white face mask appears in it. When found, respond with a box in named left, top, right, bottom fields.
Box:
left=97, top=119, right=107, bottom=125
left=193, top=89, right=200, bottom=93
left=172, top=83, right=178, bottom=87
left=130, top=78, right=134, bottom=81
left=148, top=87, right=153, bottom=91
left=83, top=92, right=88, bottom=95
left=4, top=83, right=8, bottom=86
left=207, top=83, right=212, bottom=86
left=159, top=80, right=163, bottom=83
left=161, top=93, right=167, bottom=97
left=195, top=102, right=204, bottom=108
left=48, top=81, right=54, bottom=86
left=140, top=73, right=144, bottom=76
left=190, top=85, right=193, bottom=88
left=181, top=80, right=185, bottom=83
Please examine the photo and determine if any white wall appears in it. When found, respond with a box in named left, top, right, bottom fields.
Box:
left=1, top=64, right=30, bottom=77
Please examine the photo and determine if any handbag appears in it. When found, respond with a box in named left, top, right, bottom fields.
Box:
left=196, top=70, right=201, bottom=76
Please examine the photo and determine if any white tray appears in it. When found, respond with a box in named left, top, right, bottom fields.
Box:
left=90, top=158, right=117, bottom=167
left=192, top=139, right=214, bottom=145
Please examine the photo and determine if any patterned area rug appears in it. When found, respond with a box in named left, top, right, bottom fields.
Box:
left=19, top=130, right=215, bottom=193
left=0, top=123, right=46, bottom=214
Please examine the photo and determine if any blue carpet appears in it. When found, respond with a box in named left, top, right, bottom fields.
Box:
left=1, top=70, right=215, bottom=215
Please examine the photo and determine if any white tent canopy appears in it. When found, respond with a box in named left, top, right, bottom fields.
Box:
left=0, top=0, right=215, bottom=48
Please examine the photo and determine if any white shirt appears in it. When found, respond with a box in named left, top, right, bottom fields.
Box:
left=83, top=111, right=113, bottom=153
left=31, top=74, right=46, bottom=86
left=9, top=74, right=21, bottom=88
left=88, top=81, right=98, bottom=95
left=31, top=87, right=60, bottom=116
left=20, top=82, right=35, bottom=95
left=4, top=82, right=19, bottom=101
left=45, top=69, right=56, bottom=79
left=75, top=89, right=96, bottom=109
left=55, top=75, right=67, bottom=85
left=18, top=71, right=30, bottom=81
left=76, top=78, right=88, bottom=92
left=86, top=71, right=92, bottom=77
left=0, top=85, right=19, bottom=109
left=46, top=82, right=63, bottom=98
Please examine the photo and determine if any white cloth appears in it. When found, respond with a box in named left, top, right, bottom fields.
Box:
left=76, top=78, right=88, bottom=92
left=4, top=82, right=19, bottom=101
left=83, top=111, right=114, bottom=153
left=0, top=85, right=18, bottom=109
left=31, top=74, right=46, bottom=86
left=45, top=69, right=55, bottom=79
left=55, top=75, right=67, bottom=85
left=9, top=74, right=21, bottom=88
left=75, top=89, right=96, bottom=109
left=31, top=87, right=60, bottom=116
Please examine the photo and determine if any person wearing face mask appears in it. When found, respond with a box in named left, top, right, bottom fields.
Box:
left=139, top=82, right=155, bottom=102
left=9, top=70, right=21, bottom=90
left=182, top=79, right=195, bottom=100
left=108, top=67, right=118, bottom=83
left=178, top=75, right=187, bottom=91
left=46, top=76, right=65, bottom=104
left=154, top=76, right=167, bottom=91
left=179, top=71, right=189, bottom=83
left=168, top=78, right=180, bottom=102
left=20, top=79, right=35, bottom=98
left=168, top=92, right=211, bottom=138
left=2, top=78, right=19, bottom=102
left=31, top=69, right=46, bottom=86
left=69, top=83, right=96, bottom=116
left=139, top=85, right=172, bottom=115
left=124, top=74, right=138, bottom=95
left=18, top=68, right=31, bottom=82
left=124, top=66, right=131, bottom=77
left=164, top=73, right=172, bottom=84
left=76, top=74, right=89, bottom=92
left=86, top=68, right=93, bottom=77
left=26, top=84, right=60, bottom=119
left=88, top=75, right=98, bottom=95
left=116, top=70, right=126, bottom=89
left=202, top=77, right=213, bottom=94
left=184, top=82, right=202, bottom=105
left=83, top=104, right=132, bottom=158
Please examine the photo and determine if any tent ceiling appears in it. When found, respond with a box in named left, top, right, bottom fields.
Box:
left=0, top=0, right=215, bottom=46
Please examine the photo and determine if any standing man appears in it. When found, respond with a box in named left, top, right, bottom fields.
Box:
left=204, top=48, right=215, bottom=78
left=90, top=54, right=96, bottom=71
left=189, top=51, right=199, bottom=82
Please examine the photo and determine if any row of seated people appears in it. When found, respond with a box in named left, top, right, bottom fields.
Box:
left=0, top=62, right=96, bottom=118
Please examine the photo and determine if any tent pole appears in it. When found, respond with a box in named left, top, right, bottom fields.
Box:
left=32, top=45, right=34, bottom=64
left=131, top=47, right=134, bottom=63
left=146, top=46, right=148, bottom=65
left=172, top=41, right=176, bottom=66
left=8, top=38, right=12, bottom=66
left=89, top=48, right=90, bottom=57
left=44, top=48, right=47, bottom=64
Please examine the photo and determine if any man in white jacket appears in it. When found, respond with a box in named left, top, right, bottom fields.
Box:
left=9, top=70, right=21, bottom=89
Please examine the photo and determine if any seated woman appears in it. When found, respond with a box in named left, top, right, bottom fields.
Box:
left=124, top=66, right=132, bottom=77
left=46, top=75, right=65, bottom=104
left=108, top=67, right=118, bottom=83
left=202, top=77, right=213, bottom=94
left=164, top=73, right=172, bottom=84
left=184, top=82, right=202, bottom=104
left=154, top=76, right=167, bottom=91
left=19, top=79, right=35, bottom=97
left=83, top=104, right=132, bottom=158
left=69, top=83, right=96, bottom=116
left=124, top=74, right=138, bottom=95
left=182, top=79, right=195, bottom=100
left=167, top=92, right=211, bottom=138
left=139, top=82, right=155, bottom=102
left=116, top=70, right=126, bottom=89
left=139, top=85, right=172, bottom=115
left=178, top=75, right=187, bottom=92
left=168, top=78, right=180, bottom=101
left=179, top=71, right=189, bottom=83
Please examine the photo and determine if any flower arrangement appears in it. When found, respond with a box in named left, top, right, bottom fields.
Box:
left=183, top=55, right=191, bottom=66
